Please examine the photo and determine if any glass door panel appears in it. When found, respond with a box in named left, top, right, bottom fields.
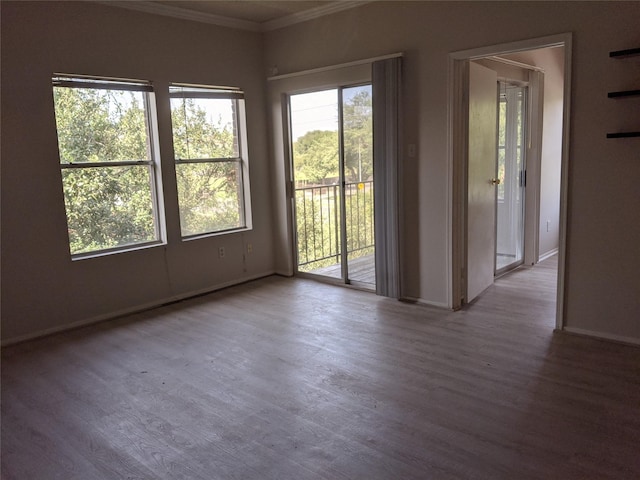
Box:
left=496, top=84, right=526, bottom=274
left=342, top=85, right=375, bottom=285
left=290, top=89, right=342, bottom=279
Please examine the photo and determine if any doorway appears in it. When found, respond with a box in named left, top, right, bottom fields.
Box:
left=466, top=57, right=545, bottom=300
left=450, top=34, right=572, bottom=330
left=288, top=84, right=376, bottom=288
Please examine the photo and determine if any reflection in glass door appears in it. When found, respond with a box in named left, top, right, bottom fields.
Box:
left=289, top=85, right=375, bottom=287
left=495, top=83, right=526, bottom=274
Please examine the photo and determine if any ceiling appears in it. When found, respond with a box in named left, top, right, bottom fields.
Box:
left=108, top=1, right=368, bottom=32
left=157, top=1, right=332, bottom=24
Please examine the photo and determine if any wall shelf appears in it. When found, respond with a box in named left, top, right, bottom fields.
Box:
left=609, top=48, right=640, bottom=58
left=608, top=89, right=640, bottom=98
left=606, top=132, right=640, bottom=139
left=608, top=48, right=640, bottom=138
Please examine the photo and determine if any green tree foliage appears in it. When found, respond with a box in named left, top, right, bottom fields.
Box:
left=292, top=130, right=339, bottom=185
left=171, top=98, right=237, bottom=160
left=343, top=90, right=373, bottom=182
left=292, top=89, right=372, bottom=187
left=53, top=87, right=156, bottom=254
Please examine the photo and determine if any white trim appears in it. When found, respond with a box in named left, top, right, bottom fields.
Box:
left=447, top=57, right=468, bottom=309
left=487, top=56, right=545, bottom=73
left=562, top=327, right=640, bottom=347
left=555, top=34, right=573, bottom=331
left=96, top=1, right=369, bottom=33
left=96, top=1, right=263, bottom=31
left=524, top=69, right=544, bottom=267
left=262, top=1, right=370, bottom=31
left=1, top=271, right=275, bottom=347
left=400, top=296, right=451, bottom=310
left=450, top=34, right=569, bottom=60
left=496, top=77, right=529, bottom=87
left=538, top=247, right=559, bottom=262
left=267, top=53, right=404, bottom=81
left=274, top=270, right=294, bottom=278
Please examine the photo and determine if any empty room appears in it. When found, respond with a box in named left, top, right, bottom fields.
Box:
left=2, top=1, right=639, bottom=478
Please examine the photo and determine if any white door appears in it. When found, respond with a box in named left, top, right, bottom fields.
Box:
left=467, top=62, right=498, bottom=301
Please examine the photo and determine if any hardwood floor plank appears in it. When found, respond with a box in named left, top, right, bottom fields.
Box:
left=2, top=256, right=640, bottom=479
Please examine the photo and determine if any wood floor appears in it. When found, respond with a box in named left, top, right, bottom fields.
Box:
left=2, top=257, right=640, bottom=479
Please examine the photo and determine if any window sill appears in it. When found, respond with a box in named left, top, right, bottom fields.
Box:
left=181, top=226, right=252, bottom=243
left=71, top=240, right=166, bottom=261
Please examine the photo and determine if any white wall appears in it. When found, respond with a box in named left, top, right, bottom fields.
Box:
left=2, top=1, right=639, bottom=345
left=504, top=48, right=565, bottom=258
left=264, top=1, right=640, bottom=341
left=1, top=1, right=274, bottom=343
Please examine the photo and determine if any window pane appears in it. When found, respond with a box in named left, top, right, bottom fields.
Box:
left=342, top=85, right=373, bottom=184
left=176, top=161, right=243, bottom=236
left=170, top=97, right=238, bottom=159
left=169, top=84, right=249, bottom=238
left=53, top=87, right=149, bottom=163
left=62, top=166, right=156, bottom=254
left=52, top=78, right=161, bottom=257
left=290, top=90, right=339, bottom=188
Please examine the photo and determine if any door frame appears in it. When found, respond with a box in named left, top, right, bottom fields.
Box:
left=448, top=33, right=572, bottom=331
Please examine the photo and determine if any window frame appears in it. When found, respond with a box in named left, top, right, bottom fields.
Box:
left=169, top=83, right=252, bottom=239
left=52, top=74, right=166, bottom=259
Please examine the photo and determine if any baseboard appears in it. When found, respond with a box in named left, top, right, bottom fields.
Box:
left=538, top=248, right=559, bottom=262
left=561, top=327, right=640, bottom=347
left=400, top=296, right=451, bottom=310
left=1, top=271, right=275, bottom=347
left=274, top=269, right=294, bottom=277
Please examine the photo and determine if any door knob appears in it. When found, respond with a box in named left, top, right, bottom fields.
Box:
left=490, top=178, right=501, bottom=185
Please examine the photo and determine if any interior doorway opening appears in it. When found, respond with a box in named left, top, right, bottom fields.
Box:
left=450, top=34, right=572, bottom=330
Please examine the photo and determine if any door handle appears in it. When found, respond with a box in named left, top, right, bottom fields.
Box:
left=490, top=178, right=501, bottom=185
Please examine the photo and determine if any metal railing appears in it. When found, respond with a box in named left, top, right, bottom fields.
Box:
left=295, top=181, right=374, bottom=268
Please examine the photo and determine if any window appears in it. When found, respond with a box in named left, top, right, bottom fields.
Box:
left=52, top=75, right=164, bottom=256
left=169, top=84, right=251, bottom=237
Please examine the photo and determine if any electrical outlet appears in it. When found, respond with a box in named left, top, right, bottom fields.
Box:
left=218, top=246, right=225, bottom=258
left=408, top=144, right=416, bottom=158
left=247, top=243, right=253, bottom=254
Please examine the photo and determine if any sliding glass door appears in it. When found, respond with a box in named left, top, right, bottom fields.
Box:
left=289, top=84, right=375, bottom=287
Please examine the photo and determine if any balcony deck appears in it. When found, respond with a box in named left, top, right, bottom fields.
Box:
left=308, top=253, right=376, bottom=286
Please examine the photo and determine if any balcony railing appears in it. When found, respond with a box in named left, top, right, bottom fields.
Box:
left=295, top=181, right=374, bottom=270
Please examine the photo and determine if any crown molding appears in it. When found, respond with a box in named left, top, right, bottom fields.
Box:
left=96, top=1, right=370, bottom=33
left=96, top=1, right=263, bottom=32
left=262, top=1, right=370, bottom=32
